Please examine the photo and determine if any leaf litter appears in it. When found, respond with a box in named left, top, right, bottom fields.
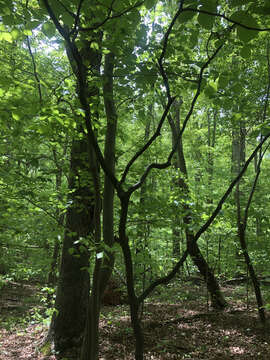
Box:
left=0, top=280, right=269, bottom=359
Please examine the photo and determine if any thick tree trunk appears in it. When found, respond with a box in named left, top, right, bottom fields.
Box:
left=51, top=138, right=94, bottom=358
left=81, top=51, right=118, bottom=360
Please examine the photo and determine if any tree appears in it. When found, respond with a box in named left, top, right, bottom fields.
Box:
left=1, top=1, right=270, bottom=360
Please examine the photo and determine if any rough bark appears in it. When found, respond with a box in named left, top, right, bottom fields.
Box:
left=51, top=138, right=94, bottom=358
left=81, top=51, right=118, bottom=360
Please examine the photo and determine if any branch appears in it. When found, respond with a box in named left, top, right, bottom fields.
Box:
left=19, top=195, right=59, bottom=222
left=25, top=1, right=42, bottom=104
left=158, top=1, right=184, bottom=100
left=120, top=3, right=189, bottom=186
left=26, top=37, right=42, bottom=105
left=70, top=0, right=86, bottom=40
left=120, top=96, right=175, bottom=185
left=194, top=134, right=270, bottom=241
left=129, top=43, right=224, bottom=194
left=243, top=143, right=270, bottom=230
left=55, top=0, right=76, bottom=19
left=182, top=7, right=270, bottom=32
left=42, top=0, right=70, bottom=40
left=138, top=250, right=188, bottom=303
left=242, top=48, right=270, bottom=229
left=79, top=1, right=144, bottom=32
left=42, top=1, right=122, bottom=197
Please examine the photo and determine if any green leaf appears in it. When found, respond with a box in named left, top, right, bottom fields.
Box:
left=11, top=29, right=20, bottom=40
left=0, top=6, right=11, bottom=16
left=145, top=0, right=156, bottom=10
left=198, top=12, right=215, bottom=30
left=228, top=0, right=251, bottom=6
left=204, top=84, right=216, bottom=98
left=2, top=15, right=15, bottom=26
left=197, top=0, right=216, bottom=30
left=12, top=112, right=20, bottom=121
left=61, top=12, right=74, bottom=27
left=178, top=9, right=197, bottom=24
left=218, top=73, right=230, bottom=89
left=0, top=32, right=13, bottom=43
left=248, top=5, right=270, bottom=15
left=131, top=9, right=141, bottom=26
left=199, top=0, right=216, bottom=12
left=25, top=21, right=41, bottom=30
left=261, top=125, right=270, bottom=136
left=240, top=46, right=251, bottom=58
left=237, top=26, right=259, bottom=42
left=184, top=0, right=199, bottom=5
left=23, top=29, right=32, bottom=36
left=68, top=248, right=75, bottom=255
left=231, top=11, right=259, bottom=42
left=42, top=22, right=56, bottom=38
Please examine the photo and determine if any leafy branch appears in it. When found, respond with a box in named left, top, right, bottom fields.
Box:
left=129, top=42, right=225, bottom=195
left=79, top=0, right=144, bottom=32
left=182, top=7, right=270, bottom=32
left=120, top=3, right=186, bottom=186
left=194, top=134, right=270, bottom=241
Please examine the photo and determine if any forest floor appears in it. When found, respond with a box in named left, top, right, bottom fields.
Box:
left=0, top=278, right=270, bottom=359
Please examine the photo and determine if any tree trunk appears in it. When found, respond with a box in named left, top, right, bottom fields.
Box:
left=233, top=123, right=265, bottom=323
left=120, top=198, right=144, bottom=360
left=238, top=223, right=265, bottom=322
left=51, top=138, right=94, bottom=358
left=168, top=100, right=227, bottom=309
left=48, top=147, right=66, bottom=286
left=81, top=51, right=118, bottom=360
left=187, top=232, right=227, bottom=308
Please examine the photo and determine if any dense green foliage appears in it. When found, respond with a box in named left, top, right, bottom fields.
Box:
left=1, top=0, right=270, bottom=358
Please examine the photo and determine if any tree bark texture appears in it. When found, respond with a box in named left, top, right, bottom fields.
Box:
left=51, top=138, right=94, bottom=358
left=81, top=51, right=118, bottom=360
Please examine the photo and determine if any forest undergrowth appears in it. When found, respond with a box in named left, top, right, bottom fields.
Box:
left=0, top=279, right=269, bottom=360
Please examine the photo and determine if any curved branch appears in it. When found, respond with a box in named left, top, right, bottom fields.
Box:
left=158, top=1, right=184, bottom=100
left=79, top=1, right=144, bottom=32
left=194, top=135, right=270, bottom=241
left=120, top=96, right=176, bottom=186
left=128, top=42, right=224, bottom=195
left=138, top=250, right=188, bottom=303
left=243, top=143, right=270, bottom=230
left=182, top=7, right=270, bottom=32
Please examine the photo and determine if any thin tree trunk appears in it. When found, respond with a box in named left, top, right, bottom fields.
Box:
left=168, top=101, right=226, bottom=309
left=119, top=197, right=144, bottom=360
left=238, top=223, right=265, bottom=322
left=233, top=122, right=266, bottom=323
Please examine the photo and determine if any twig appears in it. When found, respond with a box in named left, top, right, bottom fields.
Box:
left=79, top=1, right=144, bottom=32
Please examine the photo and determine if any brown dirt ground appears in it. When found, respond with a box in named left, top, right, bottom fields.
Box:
left=0, top=280, right=269, bottom=359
